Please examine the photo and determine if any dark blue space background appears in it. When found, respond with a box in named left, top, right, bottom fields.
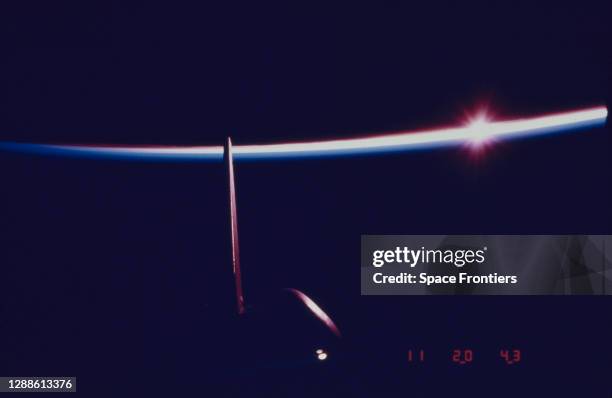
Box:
left=0, top=2, right=610, bottom=397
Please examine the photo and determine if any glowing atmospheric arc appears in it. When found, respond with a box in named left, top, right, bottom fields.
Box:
left=0, top=106, right=606, bottom=161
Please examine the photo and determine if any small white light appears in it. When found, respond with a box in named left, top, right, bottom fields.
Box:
left=316, top=348, right=328, bottom=361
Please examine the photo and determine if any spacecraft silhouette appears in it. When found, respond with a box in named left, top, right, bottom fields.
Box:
left=223, top=137, right=342, bottom=368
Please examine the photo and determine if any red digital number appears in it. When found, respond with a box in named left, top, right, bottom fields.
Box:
left=451, top=349, right=473, bottom=365
left=500, top=349, right=521, bottom=364
left=408, top=349, right=425, bottom=362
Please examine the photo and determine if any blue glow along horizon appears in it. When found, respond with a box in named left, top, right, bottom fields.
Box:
left=0, top=106, right=607, bottom=161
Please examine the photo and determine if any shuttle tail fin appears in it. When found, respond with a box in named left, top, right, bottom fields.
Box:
left=224, top=137, right=245, bottom=315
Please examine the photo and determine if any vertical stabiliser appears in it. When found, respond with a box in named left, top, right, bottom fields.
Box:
left=224, top=137, right=246, bottom=315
